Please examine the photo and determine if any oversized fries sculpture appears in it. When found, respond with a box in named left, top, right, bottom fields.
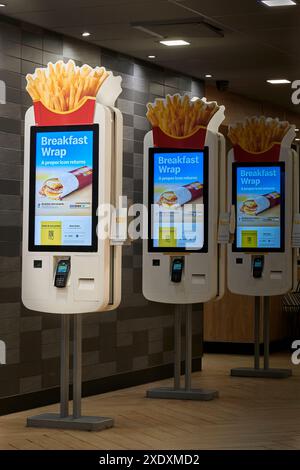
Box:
left=26, top=60, right=109, bottom=112
left=146, top=95, right=220, bottom=138
left=228, top=117, right=291, bottom=153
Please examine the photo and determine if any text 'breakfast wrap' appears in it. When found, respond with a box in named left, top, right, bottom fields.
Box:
left=240, top=192, right=280, bottom=215
left=158, top=182, right=203, bottom=208
left=39, top=166, right=92, bottom=200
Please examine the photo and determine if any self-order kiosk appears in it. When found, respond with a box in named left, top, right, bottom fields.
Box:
left=22, top=61, right=125, bottom=431
left=142, top=95, right=225, bottom=401
left=227, top=117, right=299, bottom=378
left=143, top=96, right=226, bottom=304
left=22, top=62, right=124, bottom=314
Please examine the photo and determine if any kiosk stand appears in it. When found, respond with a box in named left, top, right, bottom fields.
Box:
left=147, top=305, right=218, bottom=400
left=22, top=61, right=125, bottom=430
left=143, top=95, right=226, bottom=400
left=227, top=117, right=298, bottom=379
left=231, top=296, right=291, bottom=378
left=28, top=315, right=114, bottom=431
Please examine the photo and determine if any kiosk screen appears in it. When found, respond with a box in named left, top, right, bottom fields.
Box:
left=29, top=124, right=99, bottom=252
left=233, top=162, right=285, bottom=252
left=148, top=147, right=208, bottom=252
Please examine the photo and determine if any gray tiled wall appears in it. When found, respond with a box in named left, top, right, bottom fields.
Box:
left=0, top=15, right=204, bottom=400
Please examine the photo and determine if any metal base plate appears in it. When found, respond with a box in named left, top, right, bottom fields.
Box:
left=146, top=387, right=219, bottom=401
left=27, top=413, right=114, bottom=431
left=231, top=367, right=292, bottom=379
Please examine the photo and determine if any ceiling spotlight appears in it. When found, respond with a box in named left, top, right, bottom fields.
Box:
left=295, top=138, right=300, bottom=141
left=295, top=128, right=299, bottom=131
left=82, top=32, right=91, bottom=37
left=205, top=74, right=213, bottom=78
left=160, top=39, right=190, bottom=46
left=260, top=0, right=296, bottom=6
left=0, top=3, right=6, bottom=6
left=267, top=79, right=291, bottom=84
left=148, top=55, right=156, bottom=59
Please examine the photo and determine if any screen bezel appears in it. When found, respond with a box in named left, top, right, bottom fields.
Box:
left=148, top=146, right=209, bottom=253
left=232, top=161, right=285, bottom=253
left=29, top=124, right=99, bottom=253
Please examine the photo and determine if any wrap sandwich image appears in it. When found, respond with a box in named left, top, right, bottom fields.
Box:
left=39, top=166, right=92, bottom=200
left=157, top=182, right=203, bottom=208
left=240, top=192, right=280, bottom=216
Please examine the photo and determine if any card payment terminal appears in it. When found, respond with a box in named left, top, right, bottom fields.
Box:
left=252, top=256, right=264, bottom=279
left=171, top=258, right=184, bottom=283
left=54, top=259, right=71, bottom=288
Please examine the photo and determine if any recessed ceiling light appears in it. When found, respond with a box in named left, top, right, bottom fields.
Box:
left=0, top=3, right=6, bottom=6
left=295, top=128, right=299, bottom=131
left=82, top=32, right=91, bottom=37
left=261, top=0, right=296, bottom=6
left=205, top=74, right=212, bottom=78
left=160, top=39, right=190, bottom=46
left=295, top=138, right=300, bottom=141
left=148, top=55, right=156, bottom=59
left=267, top=79, right=291, bottom=84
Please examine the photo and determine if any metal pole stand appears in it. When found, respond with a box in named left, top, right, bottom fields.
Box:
left=231, top=296, right=292, bottom=379
left=146, top=305, right=219, bottom=400
left=27, top=314, right=114, bottom=431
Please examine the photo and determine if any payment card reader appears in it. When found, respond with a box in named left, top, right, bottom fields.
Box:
left=171, top=258, right=184, bottom=283
left=54, top=259, right=70, bottom=288
left=252, top=256, right=264, bottom=279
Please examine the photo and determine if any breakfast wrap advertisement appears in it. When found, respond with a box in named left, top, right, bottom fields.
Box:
left=152, top=150, right=205, bottom=250
left=146, top=95, right=221, bottom=149
left=235, top=166, right=282, bottom=249
left=34, top=130, right=94, bottom=246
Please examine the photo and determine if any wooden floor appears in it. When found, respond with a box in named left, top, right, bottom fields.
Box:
left=1, top=353, right=300, bottom=450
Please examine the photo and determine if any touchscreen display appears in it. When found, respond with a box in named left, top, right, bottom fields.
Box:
left=233, top=163, right=285, bottom=251
left=29, top=125, right=98, bottom=252
left=149, top=148, right=208, bottom=252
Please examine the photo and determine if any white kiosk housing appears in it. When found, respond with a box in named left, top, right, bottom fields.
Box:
left=227, top=142, right=298, bottom=296
left=143, top=110, right=226, bottom=304
left=22, top=103, right=123, bottom=314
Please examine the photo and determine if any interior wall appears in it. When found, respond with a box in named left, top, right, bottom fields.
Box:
left=0, top=14, right=204, bottom=403
left=206, top=84, right=300, bottom=128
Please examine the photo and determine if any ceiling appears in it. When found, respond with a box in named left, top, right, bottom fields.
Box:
left=3, top=0, right=300, bottom=112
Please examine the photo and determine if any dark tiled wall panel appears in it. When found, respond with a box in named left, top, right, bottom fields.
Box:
left=0, top=16, right=204, bottom=400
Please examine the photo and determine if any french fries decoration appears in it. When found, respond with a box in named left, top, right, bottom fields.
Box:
left=26, top=60, right=110, bottom=112
left=146, top=95, right=219, bottom=137
left=228, top=117, right=291, bottom=152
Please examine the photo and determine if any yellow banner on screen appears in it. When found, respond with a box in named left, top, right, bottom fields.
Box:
left=41, top=221, right=62, bottom=245
left=159, top=227, right=177, bottom=248
left=241, top=230, right=258, bottom=248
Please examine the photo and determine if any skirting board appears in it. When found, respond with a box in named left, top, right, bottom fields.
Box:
left=0, top=357, right=202, bottom=416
